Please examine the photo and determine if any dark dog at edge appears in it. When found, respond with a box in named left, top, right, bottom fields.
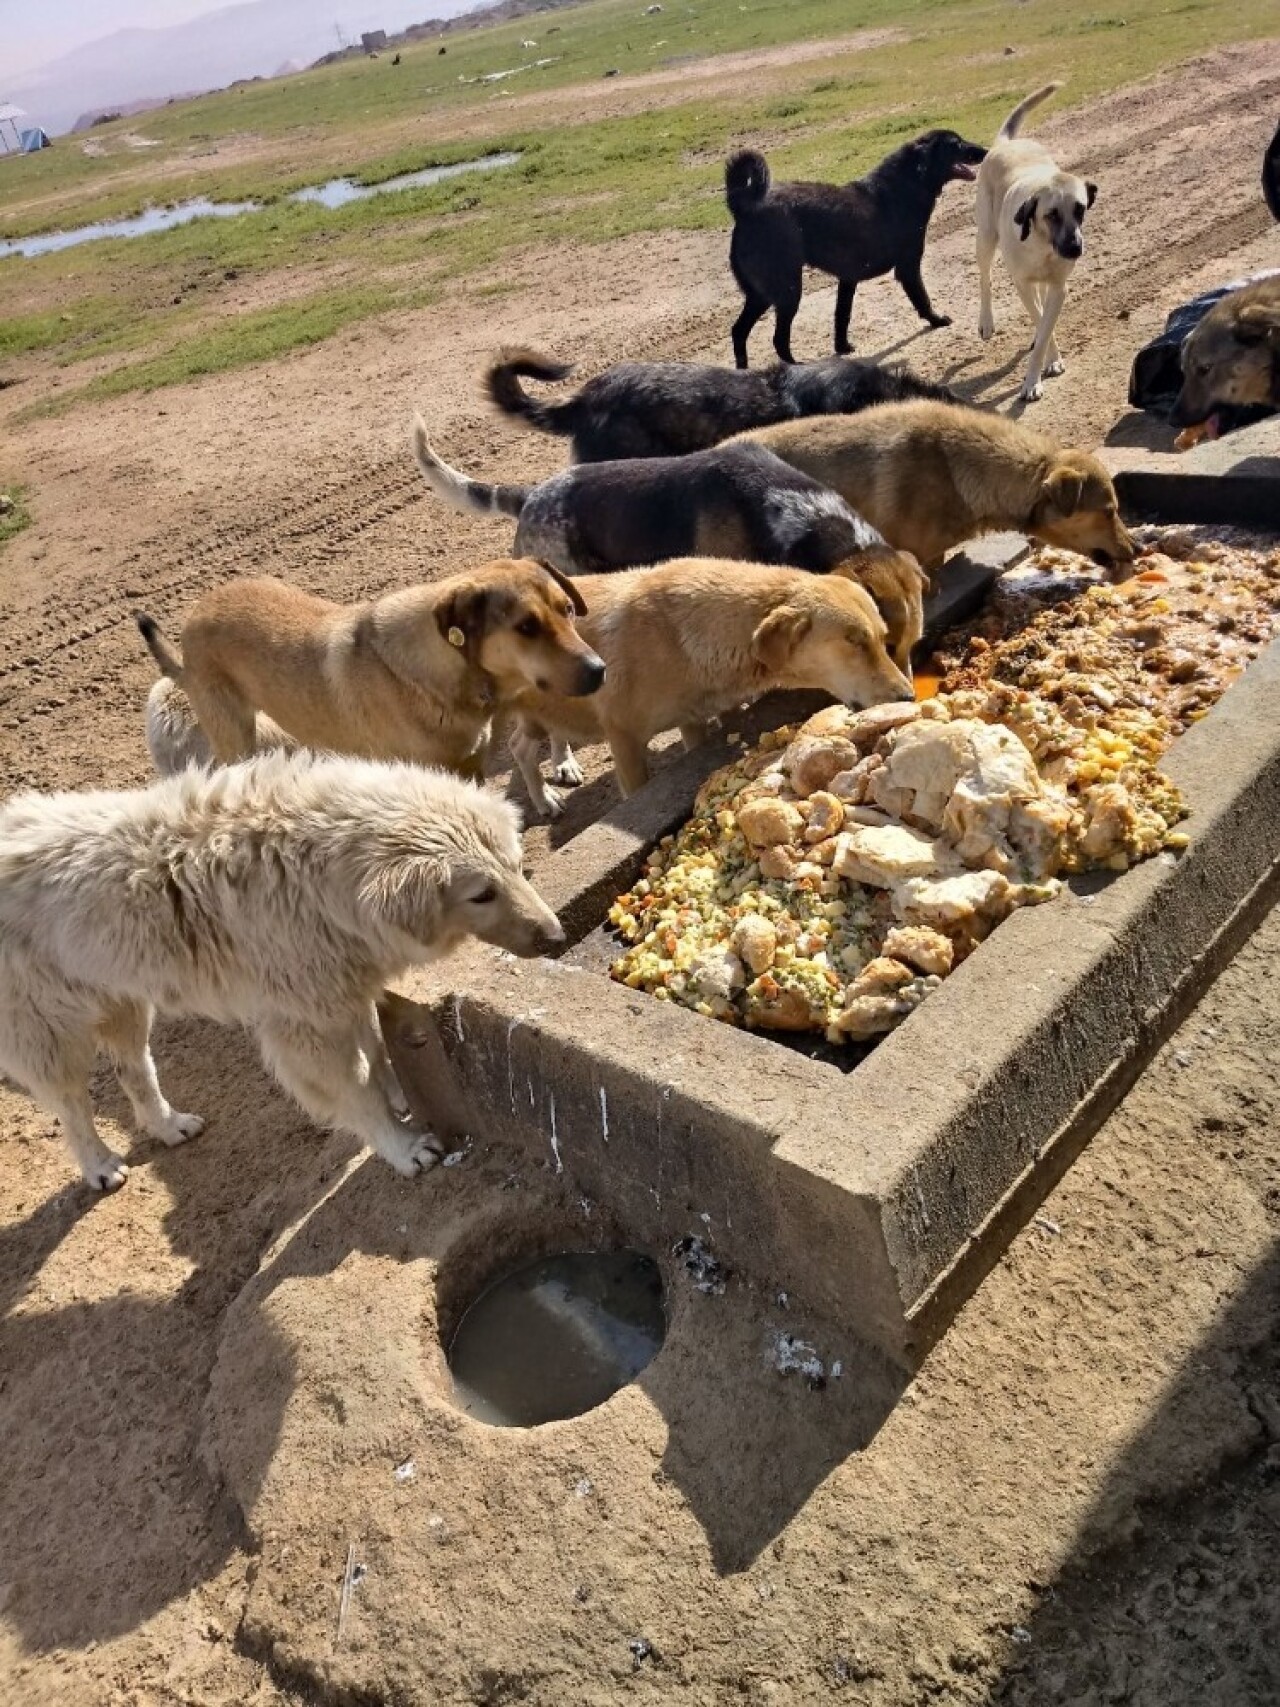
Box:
left=485, top=347, right=964, bottom=463
left=724, top=129, right=987, bottom=368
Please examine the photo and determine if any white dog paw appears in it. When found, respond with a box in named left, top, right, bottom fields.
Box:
left=1019, top=379, right=1044, bottom=402
left=1044, top=357, right=1065, bottom=379
left=551, top=754, right=585, bottom=788
left=978, top=314, right=995, bottom=341
left=86, top=1154, right=130, bottom=1192
left=539, top=786, right=567, bottom=820
left=158, top=1110, right=205, bottom=1147
left=388, top=1131, right=443, bottom=1176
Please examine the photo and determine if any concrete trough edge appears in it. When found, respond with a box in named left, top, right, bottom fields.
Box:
left=385, top=534, right=1280, bottom=1367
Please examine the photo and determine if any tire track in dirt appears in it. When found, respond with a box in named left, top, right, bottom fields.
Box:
left=4, top=186, right=1270, bottom=685
left=4, top=53, right=1278, bottom=784
left=3, top=185, right=1271, bottom=736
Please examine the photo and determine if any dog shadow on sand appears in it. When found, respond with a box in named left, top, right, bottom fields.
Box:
left=0, top=1020, right=346, bottom=1652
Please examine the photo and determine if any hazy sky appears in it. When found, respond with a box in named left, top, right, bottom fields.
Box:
left=2, top=1, right=219, bottom=79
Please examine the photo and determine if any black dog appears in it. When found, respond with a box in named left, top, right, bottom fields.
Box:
left=485, top=347, right=962, bottom=462
left=725, top=130, right=987, bottom=368
left=1265, top=118, right=1280, bottom=222
left=413, top=428, right=888, bottom=577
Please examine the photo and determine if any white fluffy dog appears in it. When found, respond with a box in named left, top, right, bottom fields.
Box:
left=0, top=752, right=563, bottom=1190
left=976, top=82, right=1098, bottom=402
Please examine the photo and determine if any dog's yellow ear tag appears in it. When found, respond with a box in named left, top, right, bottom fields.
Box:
left=447, top=626, right=466, bottom=649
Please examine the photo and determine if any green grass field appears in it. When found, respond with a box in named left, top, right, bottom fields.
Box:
left=0, top=486, right=32, bottom=548
left=0, top=0, right=1270, bottom=415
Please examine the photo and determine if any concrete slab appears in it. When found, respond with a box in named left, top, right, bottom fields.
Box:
left=1101, top=415, right=1280, bottom=526
left=383, top=533, right=1280, bottom=1368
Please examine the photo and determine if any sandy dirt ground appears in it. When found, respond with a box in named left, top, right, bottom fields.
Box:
left=1, top=42, right=1279, bottom=1706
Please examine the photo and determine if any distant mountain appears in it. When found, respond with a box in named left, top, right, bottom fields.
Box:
left=8, top=0, right=484, bottom=138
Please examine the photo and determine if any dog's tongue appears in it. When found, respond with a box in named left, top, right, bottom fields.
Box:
left=1205, top=412, right=1222, bottom=441
left=952, top=163, right=978, bottom=181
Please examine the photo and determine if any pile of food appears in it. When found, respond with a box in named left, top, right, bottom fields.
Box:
left=609, top=530, right=1280, bottom=1046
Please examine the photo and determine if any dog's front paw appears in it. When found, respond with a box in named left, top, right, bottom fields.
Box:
left=928, top=313, right=952, bottom=329
left=551, top=753, right=585, bottom=788
left=85, top=1153, right=130, bottom=1192
left=537, top=786, right=567, bottom=820
left=1044, top=357, right=1065, bottom=379
left=1019, top=378, right=1044, bottom=402
left=387, top=1129, right=444, bottom=1176
left=157, top=1110, right=205, bottom=1147
left=978, top=313, right=995, bottom=341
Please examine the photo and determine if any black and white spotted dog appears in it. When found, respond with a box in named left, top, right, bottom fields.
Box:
left=411, top=421, right=884, bottom=577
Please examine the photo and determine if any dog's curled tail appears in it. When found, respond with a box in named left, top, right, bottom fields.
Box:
left=135, top=610, right=184, bottom=681
left=411, top=416, right=528, bottom=520
left=725, top=149, right=770, bottom=219
left=997, top=81, right=1064, bottom=141
left=484, top=347, right=580, bottom=438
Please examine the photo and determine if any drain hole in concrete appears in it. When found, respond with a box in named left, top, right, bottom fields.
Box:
left=447, top=1250, right=665, bottom=1427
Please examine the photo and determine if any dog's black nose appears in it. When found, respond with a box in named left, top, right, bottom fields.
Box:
left=1060, top=234, right=1083, bottom=258
left=583, top=657, right=607, bottom=692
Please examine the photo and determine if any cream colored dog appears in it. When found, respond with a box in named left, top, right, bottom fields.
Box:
left=975, top=83, right=1097, bottom=402
left=506, top=555, right=915, bottom=816
left=0, top=753, right=562, bottom=1190
left=137, top=558, right=604, bottom=781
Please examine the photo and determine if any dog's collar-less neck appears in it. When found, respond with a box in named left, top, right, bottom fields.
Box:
left=444, top=642, right=497, bottom=711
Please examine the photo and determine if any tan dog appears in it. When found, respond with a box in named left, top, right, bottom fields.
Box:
left=1170, top=275, right=1280, bottom=432
left=741, top=401, right=1135, bottom=575
left=0, top=753, right=562, bottom=1190
left=506, top=556, right=915, bottom=816
left=136, top=559, right=605, bottom=780
left=975, top=83, right=1097, bottom=402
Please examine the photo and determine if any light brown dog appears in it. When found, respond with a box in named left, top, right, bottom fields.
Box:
left=137, top=559, right=605, bottom=780
left=740, top=401, right=1136, bottom=575
left=506, top=556, right=915, bottom=816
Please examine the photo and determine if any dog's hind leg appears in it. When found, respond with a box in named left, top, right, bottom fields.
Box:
left=832, top=279, right=863, bottom=353
left=771, top=278, right=802, bottom=365
left=977, top=230, right=997, bottom=340
left=185, top=674, right=259, bottom=763
left=98, top=999, right=205, bottom=1148
left=834, top=281, right=858, bottom=354
left=731, top=290, right=771, bottom=369
left=258, top=1016, right=444, bottom=1176
left=894, top=252, right=950, bottom=329
left=11, top=1017, right=130, bottom=1190
left=679, top=721, right=712, bottom=751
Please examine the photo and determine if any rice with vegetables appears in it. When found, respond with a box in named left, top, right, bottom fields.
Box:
left=610, top=530, right=1279, bottom=1045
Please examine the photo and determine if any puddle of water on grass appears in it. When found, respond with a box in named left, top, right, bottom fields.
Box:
left=448, top=1249, right=666, bottom=1427
left=289, top=151, right=520, bottom=208
left=0, top=152, right=521, bottom=260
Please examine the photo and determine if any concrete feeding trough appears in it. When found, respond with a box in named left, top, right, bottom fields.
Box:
left=384, top=506, right=1280, bottom=1368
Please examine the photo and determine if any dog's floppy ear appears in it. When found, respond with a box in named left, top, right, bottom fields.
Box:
left=536, top=559, right=588, bottom=617
left=751, top=606, right=812, bottom=672
left=1085, top=179, right=1098, bottom=209
left=363, top=854, right=449, bottom=943
left=1042, top=464, right=1086, bottom=515
left=436, top=581, right=490, bottom=665
left=1014, top=196, right=1038, bottom=241
left=1235, top=300, right=1280, bottom=346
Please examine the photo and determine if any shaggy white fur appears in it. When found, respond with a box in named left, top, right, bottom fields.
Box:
left=0, top=752, right=562, bottom=1189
